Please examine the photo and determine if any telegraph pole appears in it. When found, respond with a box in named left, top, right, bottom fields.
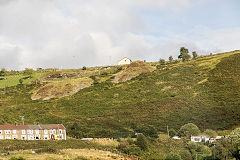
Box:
left=167, top=125, right=169, bottom=137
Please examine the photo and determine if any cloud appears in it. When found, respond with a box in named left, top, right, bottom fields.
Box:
left=0, top=0, right=239, bottom=70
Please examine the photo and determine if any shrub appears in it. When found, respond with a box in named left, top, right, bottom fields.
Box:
left=159, top=59, right=166, bottom=65
left=169, top=128, right=178, bottom=138
left=123, top=144, right=142, bottom=156
left=135, top=125, right=158, bottom=138
left=82, top=66, right=87, bottom=70
left=166, top=153, right=182, bottom=160
left=179, top=150, right=192, bottom=160
left=135, top=134, right=148, bottom=151
left=169, top=56, right=173, bottom=62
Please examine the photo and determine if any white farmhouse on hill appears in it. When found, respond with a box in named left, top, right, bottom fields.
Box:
left=118, top=57, right=132, bottom=65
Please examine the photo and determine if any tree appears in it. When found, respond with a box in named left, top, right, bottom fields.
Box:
left=203, top=129, right=217, bottom=138
left=192, top=51, right=198, bottom=59
left=187, top=141, right=212, bottom=159
left=169, top=56, right=173, bottom=62
left=228, top=128, right=240, bottom=159
left=178, top=47, right=191, bottom=62
left=169, top=128, right=177, bottom=138
left=159, top=59, right=165, bottom=65
left=179, top=123, right=200, bottom=138
left=135, top=125, right=158, bottom=138
left=211, top=139, right=233, bottom=160
left=0, top=68, right=6, bottom=76
left=82, top=66, right=87, bottom=70
left=135, top=134, right=148, bottom=151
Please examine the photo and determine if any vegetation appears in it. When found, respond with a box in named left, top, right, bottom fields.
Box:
left=192, top=51, right=198, bottom=59
left=179, top=123, right=200, bottom=138
left=178, top=47, right=191, bottom=61
left=159, top=58, right=166, bottom=65
left=0, top=50, right=239, bottom=141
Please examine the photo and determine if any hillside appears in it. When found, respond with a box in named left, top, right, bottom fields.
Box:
left=0, top=50, right=240, bottom=138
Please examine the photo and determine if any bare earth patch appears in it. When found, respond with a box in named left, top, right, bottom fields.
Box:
left=31, top=77, right=93, bottom=100
left=114, top=61, right=155, bottom=83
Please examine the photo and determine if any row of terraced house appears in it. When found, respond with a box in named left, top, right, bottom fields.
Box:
left=0, top=124, right=66, bottom=140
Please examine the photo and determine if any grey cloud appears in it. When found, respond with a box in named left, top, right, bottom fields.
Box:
left=0, top=0, right=239, bottom=70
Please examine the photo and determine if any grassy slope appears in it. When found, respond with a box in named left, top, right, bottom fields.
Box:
left=0, top=51, right=240, bottom=137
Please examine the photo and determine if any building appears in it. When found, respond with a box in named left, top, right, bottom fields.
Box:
left=118, top=57, right=132, bottom=65
left=191, top=136, right=209, bottom=143
left=172, top=136, right=181, bottom=140
left=0, top=124, right=66, bottom=140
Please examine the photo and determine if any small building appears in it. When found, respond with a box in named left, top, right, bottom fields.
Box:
left=118, top=57, right=132, bottom=65
left=172, top=136, right=181, bottom=140
left=191, top=136, right=209, bottom=143
left=0, top=124, right=66, bottom=140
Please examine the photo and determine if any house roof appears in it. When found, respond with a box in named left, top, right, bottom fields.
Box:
left=119, top=57, right=132, bottom=61
left=0, top=124, right=65, bottom=130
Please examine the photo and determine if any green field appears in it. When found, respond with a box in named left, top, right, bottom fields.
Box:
left=0, top=51, right=240, bottom=138
left=0, top=73, right=45, bottom=88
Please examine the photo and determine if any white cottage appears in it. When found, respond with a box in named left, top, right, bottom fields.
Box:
left=118, top=57, right=132, bottom=65
left=191, top=135, right=209, bottom=143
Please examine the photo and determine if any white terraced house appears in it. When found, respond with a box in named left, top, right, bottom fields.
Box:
left=0, top=124, right=66, bottom=140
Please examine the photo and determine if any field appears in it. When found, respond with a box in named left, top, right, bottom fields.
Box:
left=0, top=50, right=240, bottom=138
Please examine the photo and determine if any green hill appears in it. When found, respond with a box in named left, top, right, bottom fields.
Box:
left=0, top=50, right=240, bottom=138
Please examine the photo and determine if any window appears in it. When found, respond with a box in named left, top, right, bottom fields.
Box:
left=59, top=134, right=63, bottom=139
left=5, top=135, right=11, bottom=139
left=35, top=130, right=39, bottom=135
left=5, top=130, right=11, bottom=134
left=28, top=135, right=34, bottom=140
left=0, top=135, right=3, bottom=139
left=35, top=135, right=40, bottom=140
left=50, top=129, right=52, bottom=134
left=52, top=129, right=56, bottom=134
left=0, top=130, right=2, bottom=134
left=13, top=130, right=17, bottom=134
left=12, top=135, right=18, bottom=139
left=21, top=135, right=26, bottom=140
left=27, top=130, right=33, bottom=134
left=44, top=130, right=48, bottom=134
left=22, top=130, right=26, bottom=134
left=59, top=129, right=62, bottom=134
left=44, top=135, right=48, bottom=140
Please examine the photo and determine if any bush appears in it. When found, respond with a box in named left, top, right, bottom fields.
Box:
left=123, top=144, right=142, bottom=156
left=166, top=153, right=182, bottom=160
left=169, top=128, right=178, bottom=138
left=159, top=59, right=166, bottom=65
left=135, top=134, right=148, bottom=151
left=135, top=125, right=158, bottom=138
left=179, top=150, right=192, bottom=160
left=82, top=66, right=87, bottom=70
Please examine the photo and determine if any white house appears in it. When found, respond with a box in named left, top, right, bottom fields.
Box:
left=191, top=136, right=209, bottom=143
left=172, top=136, right=181, bottom=140
left=118, top=57, right=132, bottom=65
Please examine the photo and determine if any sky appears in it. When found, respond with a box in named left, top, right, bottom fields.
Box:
left=0, top=0, right=239, bottom=70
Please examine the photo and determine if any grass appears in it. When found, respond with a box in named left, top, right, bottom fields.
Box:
left=0, top=51, right=239, bottom=139
left=0, top=73, right=45, bottom=88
